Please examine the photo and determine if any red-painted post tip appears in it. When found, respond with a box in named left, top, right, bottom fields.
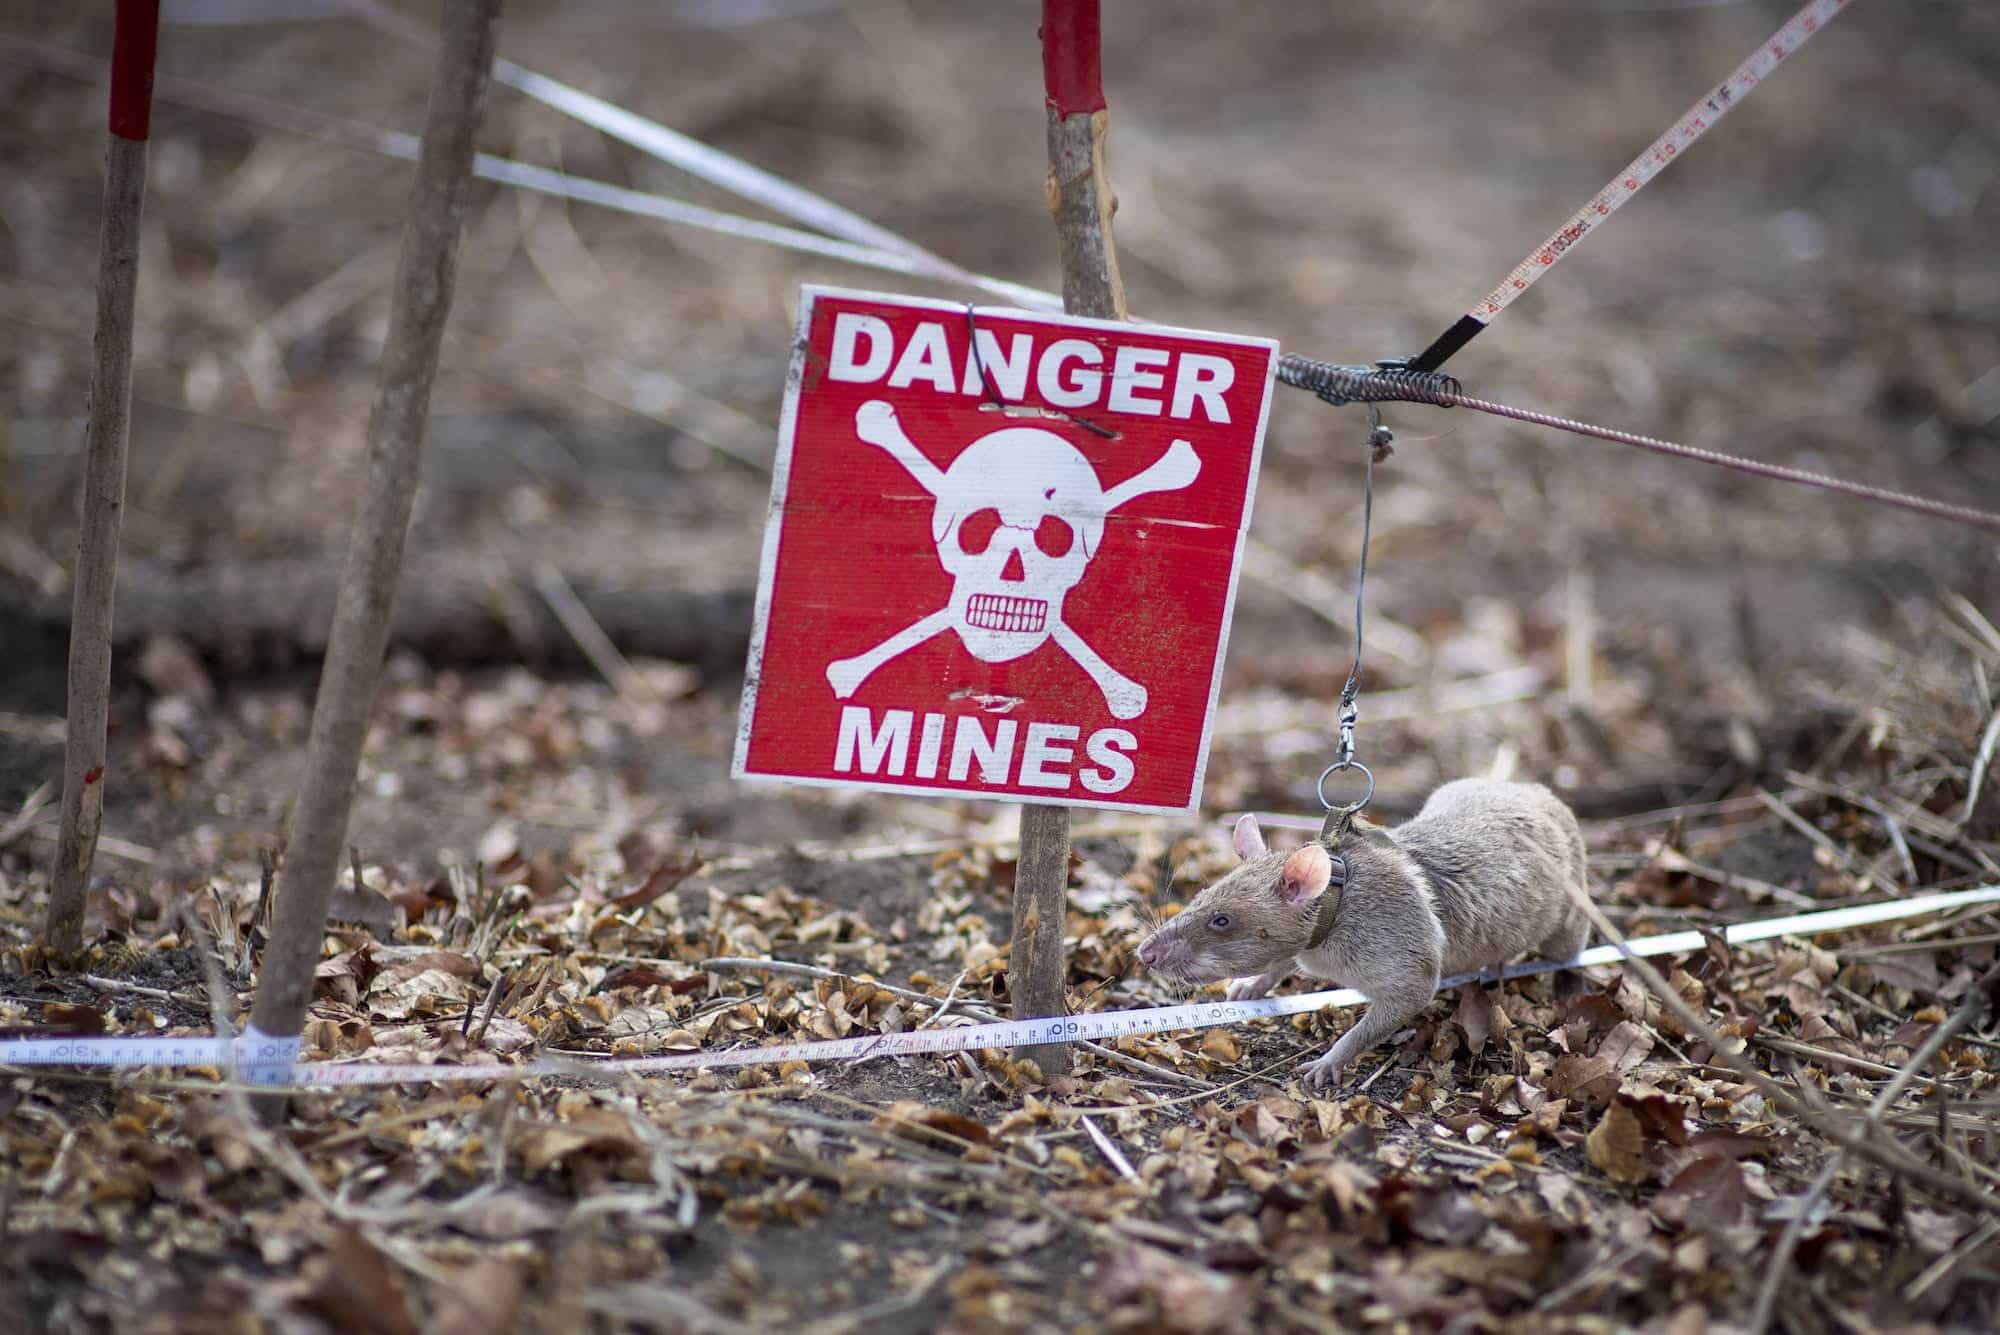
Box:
left=1040, top=0, right=1105, bottom=116
left=109, top=0, right=162, bottom=141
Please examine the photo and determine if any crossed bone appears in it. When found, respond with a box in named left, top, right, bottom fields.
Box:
left=824, top=401, right=1200, bottom=720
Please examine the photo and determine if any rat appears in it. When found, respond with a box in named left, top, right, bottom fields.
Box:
left=1134, top=778, right=1592, bottom=1091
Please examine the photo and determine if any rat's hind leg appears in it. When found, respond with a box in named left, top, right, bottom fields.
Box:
left=1535, top=909, right=1592, bottom=997
left=1534, top=913, right=1589, bottom=965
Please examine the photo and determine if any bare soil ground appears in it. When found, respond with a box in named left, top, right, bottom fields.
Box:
left=3, top=1, right=2000, bottom=1331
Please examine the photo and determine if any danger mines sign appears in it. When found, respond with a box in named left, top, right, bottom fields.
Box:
left=734, top=287, right=1276, bottom=814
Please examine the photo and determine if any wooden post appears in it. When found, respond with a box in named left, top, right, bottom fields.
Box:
left=1041, top=0, right=1126, bottom=324
left=247, top=0, right=502, bottom=1087
left=43, top=0, right=161, bottom=958
left=1011, top=0, right=1128, bottom=1076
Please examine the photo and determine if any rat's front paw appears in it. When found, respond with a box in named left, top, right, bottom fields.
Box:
left=1298, top=1052, right=1347, bottom=1093
left=1225, top=974, right=1273, bottom=1002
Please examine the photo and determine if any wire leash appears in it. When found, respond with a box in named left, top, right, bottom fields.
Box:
left=1315, top=403, right=1388, bottom=838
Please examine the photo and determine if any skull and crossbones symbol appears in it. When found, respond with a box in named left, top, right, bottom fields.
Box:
left=824, top=400, right=1199, bottom=719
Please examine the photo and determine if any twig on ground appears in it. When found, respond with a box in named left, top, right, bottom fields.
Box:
left=533, top=561, right=653, bottom=703
left=1357, top=1052, right=1400, bottom=1093
left=1534, top=1239, right=1649, bottom=1313
left=0, top=783, right=52, bottom=852
left=1566, top=890, right=2000, bottom=1216
left=1649, top=843, right=1819, bottom=909
left=1080, top=1114, right=1139, bottom=1182
left=1959, top=708, right=2000, bottom=834
left=77, top=974, right=193, bottom=1004
left=1847, top=931, right=2000, bottom=958
left=1217, top=666, right=1546, bottom=742
left=1752, top=1035, right=1946, bottom=1081
left=1755, top=788, right=1875, bottom=891
left=1751, top=982, right=1992, bottom=1332
left=1906, top=1218, right=2000, bottom=1304
left=800, top=1260, right=952, bottom=1335
left=585, top=1285, right=758, bottom=1335
left=1583, top=788, right=1812, bottom=841
left=0, top=714, right=66, bottom=745
left=469, top=968, right=509, bottom=1045
left=917, top=969, right=969, bottom=1030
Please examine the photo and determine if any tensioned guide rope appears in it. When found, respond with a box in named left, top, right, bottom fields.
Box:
left=1274, top=354, right=2000, bottom=535
left=1443, top=389, right=2000, bottom=535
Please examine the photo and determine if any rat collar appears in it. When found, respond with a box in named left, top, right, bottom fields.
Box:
left=1304, top=870, right=1343, bottom=951
left=1305, top=804, right=1393, bottom=951
left=1303, top=807, right=1359, bottom=952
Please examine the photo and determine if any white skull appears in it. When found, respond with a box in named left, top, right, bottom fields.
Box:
left=930, top=427, right=1107, bottom=663
left=826, top=400, right=1201, bottom=717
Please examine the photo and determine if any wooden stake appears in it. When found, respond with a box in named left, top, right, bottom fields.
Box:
left=1041, top=0, right=1126, bottom=325
left=247, top=0, right=503, bottom=1097
left=1012, top=0, right=1129, bottom=1076
left=43, top=0, right=161, bottom=958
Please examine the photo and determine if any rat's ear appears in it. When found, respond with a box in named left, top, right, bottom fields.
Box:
left=1231, top=814, right=1267, bottom=861
left=1278, top=844, right=1332, bottom=906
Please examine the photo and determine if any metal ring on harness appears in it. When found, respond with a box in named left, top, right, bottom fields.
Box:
left=1316, top=760, right=1374, bottom=816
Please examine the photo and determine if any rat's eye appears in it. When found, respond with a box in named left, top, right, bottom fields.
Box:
left=1209, top=913, right=1232, bottom=931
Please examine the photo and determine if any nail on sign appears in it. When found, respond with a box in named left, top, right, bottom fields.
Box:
left=734, top=287, right=1276, bottom=813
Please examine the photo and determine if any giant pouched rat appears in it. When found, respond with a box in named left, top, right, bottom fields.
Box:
left=1134, top=779, right=1592, bottom=1091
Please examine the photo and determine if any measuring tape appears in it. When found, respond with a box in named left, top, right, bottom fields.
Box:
left=4, top=884, right=1994, bottom=1089
left=1408, top=0, right=1851, bottom=372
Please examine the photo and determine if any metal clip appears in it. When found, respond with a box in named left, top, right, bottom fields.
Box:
left=1335, top=700, right=1357, bottom=771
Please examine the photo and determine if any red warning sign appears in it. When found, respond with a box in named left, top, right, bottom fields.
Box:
left=734, top=287, right=1276, bottom=813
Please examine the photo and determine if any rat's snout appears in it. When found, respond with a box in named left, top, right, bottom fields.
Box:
left=1136, top=929, right=1182, bottom=974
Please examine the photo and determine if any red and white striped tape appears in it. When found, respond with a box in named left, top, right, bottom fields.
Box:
left=4, top=884, right=1994, bottom=1089
left=1410, top=0, right=1851, bottom=371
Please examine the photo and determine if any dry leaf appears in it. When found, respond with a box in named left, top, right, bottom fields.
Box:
left=297, top=1226, right=419, bottom=1335
left=1200, top=1029, right=1242, bottom=1063
left=1100, top=1245, right=1247, bottom=1333
left=40, top=1003, right=108, bottom=1032
left=1619, top=1085, right=1691, bottom=1147
left=1548, top=1053, right=1618, bottom=1109
left=1451, top=983, right=1493, bottom=1057
left=873, top=1101, right=994, bottom=1153
left=428, top=1258, right=528, bottom=1335
left=608, top=850, right=703, bottom=910
left=367, top=967, right=476, bottom=1021
left=511, top=1109, right=645, bottom=1174
left=440, top=1187, right=570, bottom=1240
left=1596, top=1020, right=1654, bottom=1074
left=1652, top=1157, right=1746, bottom=1233
left=1585, top=1100, right=1649, bottom=1184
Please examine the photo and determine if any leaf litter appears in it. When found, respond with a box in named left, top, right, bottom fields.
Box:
left=1, top=609, right=1997, bottom=1332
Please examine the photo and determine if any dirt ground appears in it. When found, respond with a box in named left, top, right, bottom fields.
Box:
left=3, top=1, right=2000, bottom=1331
